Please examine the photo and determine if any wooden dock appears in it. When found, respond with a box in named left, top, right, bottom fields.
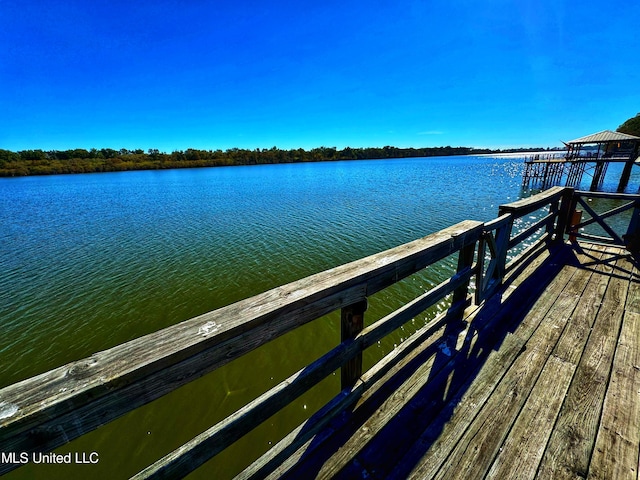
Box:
left=1, top=187, right=639, bottom=479
left=522, top=157, right=613, bottom=191
left=522, top=130, right=640, bottom=192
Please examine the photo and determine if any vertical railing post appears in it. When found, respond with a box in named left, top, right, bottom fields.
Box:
left=546, top=199, right=559, bottom=239
left=623, top=199, right=640, bottom=254
left=555, top=187, right=574, bottom=244
left=476, top=216, right=512, bottom=304
left=452, top=241, right=476, bottom=311
left=497, top=205, right=515, bottom=277
left=475, top=232, right=488, bottom=305
left=340, top=299, right=368, bottom=390
left=493, top=220, right=511, bottom=284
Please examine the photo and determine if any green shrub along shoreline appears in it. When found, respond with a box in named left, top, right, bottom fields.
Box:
left=0, top=145, right=559, bottom=177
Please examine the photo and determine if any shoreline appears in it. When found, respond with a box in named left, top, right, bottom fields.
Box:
left=0, top=146, right=562, bottom=178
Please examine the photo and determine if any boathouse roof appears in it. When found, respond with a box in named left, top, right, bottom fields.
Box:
left=566, top=129, right=640, bottom=144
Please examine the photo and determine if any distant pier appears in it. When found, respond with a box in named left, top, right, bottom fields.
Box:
left=523, top=130, right=640, bottom=192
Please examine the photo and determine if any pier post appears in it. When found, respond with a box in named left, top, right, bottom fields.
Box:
left=555, top=187, right=574, bottom=243
left=617, top=144, right=640, bottom=193
left=623, top=200, right=640, bottom=254
left=341, top=299, right=368, bottom=389
left=568, top=210, right=582, bottom=242
left=543, top=162, right=551, bottom=188
left=590, top=161, right=607, bottom=191
left=617, top=160, right=635, bottom=193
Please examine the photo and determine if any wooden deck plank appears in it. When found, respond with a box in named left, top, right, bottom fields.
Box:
left=537, top=250, right=629, bottom=479
left=550, top=246, right=613, bottom=366
left=588, top=309, right=640, bottom=480
left=428, top=294, right=583, bottom=480
left=532, top=244, right=616, bottom=480
left=485, top=355, right=576, bottom=480
left=399, top=246, right=596, bottom=480
left=492, top=248, right=620, bottom=478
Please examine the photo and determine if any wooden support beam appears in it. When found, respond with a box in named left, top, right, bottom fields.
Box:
left=617, top=160, right=634, bottom=192
left=449, top=241, right=475, bottom=316
left=555, top=186, right=574, bottom=243
left=590, top=161, right=608, bottom=191
left=341, top=299, right=368, bottom=389
left=616, top=143, right=639, bottom=192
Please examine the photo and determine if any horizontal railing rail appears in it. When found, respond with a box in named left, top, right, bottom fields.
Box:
left=0, top=186, right=637, bottom=478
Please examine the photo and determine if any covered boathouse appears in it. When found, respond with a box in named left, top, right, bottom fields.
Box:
left=523, top=129, right=640, bottom=192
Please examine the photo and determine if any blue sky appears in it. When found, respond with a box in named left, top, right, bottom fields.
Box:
left=1, top=0, right=639, bottom=152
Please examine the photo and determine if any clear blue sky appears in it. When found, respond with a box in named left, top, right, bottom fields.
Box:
left=1, top=0, right=639, bottom=152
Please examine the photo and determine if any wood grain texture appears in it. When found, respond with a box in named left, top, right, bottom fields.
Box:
left=588, top=308, right=640, bottom=480
left=428, top=287, right=582, bottom=480
left=538, top=252, right=628, bottom=479
left=498, top=186, right=567, bottom=217
left=486, top=355, right=575, bottom=480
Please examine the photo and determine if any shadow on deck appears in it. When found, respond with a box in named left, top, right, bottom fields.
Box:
left=253, top=242, right=639, bottom=479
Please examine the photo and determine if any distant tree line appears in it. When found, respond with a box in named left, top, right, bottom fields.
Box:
left=0, top=145, right=558, bottom=177
left=617, top=112, right=640, bottom=137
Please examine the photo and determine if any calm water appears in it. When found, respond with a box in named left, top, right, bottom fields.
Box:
left=0, top=155, right=636, bottom=479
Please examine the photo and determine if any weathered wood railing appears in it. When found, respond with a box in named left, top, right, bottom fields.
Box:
left=567, top=190, right=640, bottom=251
left=0, top=187, right=637, bottom=478
left=475, top=186, right=571, bottom=302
